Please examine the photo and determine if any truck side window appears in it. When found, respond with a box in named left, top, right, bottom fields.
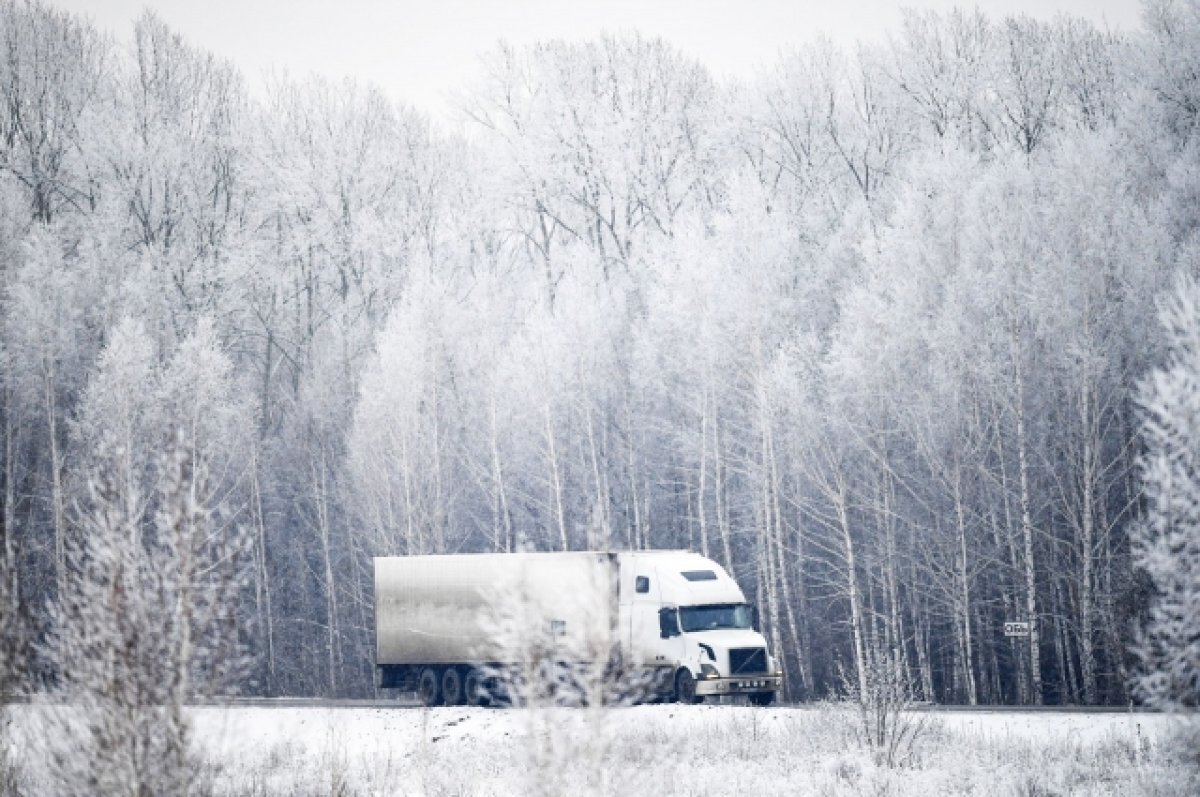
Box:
left=635, top=575, right=649, bottom=593
left=659, top=607, right=680, bottom=638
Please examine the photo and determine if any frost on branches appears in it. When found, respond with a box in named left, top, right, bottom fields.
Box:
left=1135, top=273, right=1200, bottom=713
left=35, top=318, right=254, bottom=796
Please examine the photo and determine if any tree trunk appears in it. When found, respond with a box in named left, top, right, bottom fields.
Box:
left=759, top=479, right=783, bottom=678
left=3, top=371, right=17, bottom=619
left=44, top=364, right=66, bottom=603
left=431, top=377, right=446, bottom=552
left=1078, top=381, right=1098, bottom=705
left=544, top=402, right=568, bottom=551
left=584, top=399, right=610, bottom=550
left=313, top=445, right=340, bottom=697
left=879, top=469, right=909, bottom=690
left=400, top=435, right=420, bottom=554
left=762, top=408, right=802, bottom=696
left=834, top=476, right=869, bottom=699
left=1011, top=323, right=1042, bottom=704
left=789, top=501, right=815, bottom=696
left=697, top=388, right=710, bottom=559
left=251, top=452, right=276, bottom=695
left=712, top=409, right=734, bottom=573
left=954, top=461, right=978, bottom=705
left=1055, top=580, right=1080, bottom=704
left=490, top=393, right=513, bottom=552
left=991, top=423, right=1029, bottom=703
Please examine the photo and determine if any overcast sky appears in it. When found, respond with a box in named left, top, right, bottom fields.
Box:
left=52, top=1, right=1145, bottom=123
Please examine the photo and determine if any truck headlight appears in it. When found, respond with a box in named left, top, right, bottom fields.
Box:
left=700, top=663, right=719, bottom=679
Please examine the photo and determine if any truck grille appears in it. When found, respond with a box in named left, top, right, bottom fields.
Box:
left=730, top=647, right=768, bottom=675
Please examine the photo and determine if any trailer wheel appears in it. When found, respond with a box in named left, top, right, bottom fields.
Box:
left=464, top=668, right=487, bottom=706
left=749, top=691, right=775, bottom=707
left=674, top=669, right=701, bottom=704
left=442, top=667, right=465, bottom=706
left=418, top=667, right=442, bottom=707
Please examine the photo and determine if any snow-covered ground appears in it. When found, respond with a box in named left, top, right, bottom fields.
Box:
left=9, top=703, right=1197, bottom=795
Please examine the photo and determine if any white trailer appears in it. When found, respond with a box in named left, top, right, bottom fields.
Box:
left=374, top=550, right=782, bottom=706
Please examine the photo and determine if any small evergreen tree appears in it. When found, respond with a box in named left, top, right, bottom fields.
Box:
left=1134, top=273, right=1200, bottom=713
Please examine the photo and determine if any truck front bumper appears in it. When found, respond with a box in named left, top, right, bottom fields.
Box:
left=695, top=673, right=782, bottom=696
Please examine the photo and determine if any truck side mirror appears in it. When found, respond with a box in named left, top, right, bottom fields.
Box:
left=751, top=605, right=760, bottom=631
left=659, top=607, right=679, bottom=639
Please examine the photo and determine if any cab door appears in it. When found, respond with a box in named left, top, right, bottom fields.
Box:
left=629, top=569, right=685, bottom=672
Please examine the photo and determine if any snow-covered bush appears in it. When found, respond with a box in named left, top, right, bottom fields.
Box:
left=839, top=649, right=932, bottom=768
left=478, top=552, right=665, bottom=797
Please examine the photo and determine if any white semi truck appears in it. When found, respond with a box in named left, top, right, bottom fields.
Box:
left=374, top=550, right=781, bottom=706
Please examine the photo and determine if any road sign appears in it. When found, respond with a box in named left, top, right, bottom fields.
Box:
left=1004, top=621, right=1031, bottom=637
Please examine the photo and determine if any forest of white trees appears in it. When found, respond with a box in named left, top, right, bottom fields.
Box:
left=1, top=0, right=1199, bottom=708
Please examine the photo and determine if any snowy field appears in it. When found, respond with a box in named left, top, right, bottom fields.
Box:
left=12, top=703, right=1197, bottom=796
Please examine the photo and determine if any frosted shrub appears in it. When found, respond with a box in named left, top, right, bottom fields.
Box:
left=37, top=436, right=252, bottom=795
left=479, top=556, right=670, bottom=797
left=840, top=650, right=933, bottom=768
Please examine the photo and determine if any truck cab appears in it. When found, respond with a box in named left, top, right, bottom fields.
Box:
left=620, top=552, right=781, bottom=705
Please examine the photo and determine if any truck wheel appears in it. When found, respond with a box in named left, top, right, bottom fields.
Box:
left=442, top=667, right=465, bottom=706
left=464, top=668, right=487, bottom=706
left=749, top=691, right=775, bottom=707
left=674, top=669, right=701, bottom=704
left=418, top=667, right=442, bottom=707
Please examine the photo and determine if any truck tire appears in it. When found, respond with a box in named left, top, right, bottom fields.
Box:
left=418, top=667, right=442, bottom=707
left=749, top=691, right=775, bottom=707
left=464, top=668, right=487, bottom=706
left=674, top=669, right=702, bottom=704
left=442, top=667, right=465, bottom=706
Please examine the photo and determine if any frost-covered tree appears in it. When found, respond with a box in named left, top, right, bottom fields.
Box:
left=4, top=227, right=92, bottom=603
left=466, top=34, right=720, bottom=291
left=38, top=317, right=252, bottom=795
left=1134, top=273, right=1200, bottom=712
left=0, top=0, right=105, bottom=222
left=1141, top=0, right=1200, bottom=145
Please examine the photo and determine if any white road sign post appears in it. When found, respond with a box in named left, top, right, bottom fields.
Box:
left=1004, top=621, right=1031, bottom=637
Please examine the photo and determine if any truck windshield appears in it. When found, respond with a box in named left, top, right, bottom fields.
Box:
left=678, top=603, right=753, bottom=632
